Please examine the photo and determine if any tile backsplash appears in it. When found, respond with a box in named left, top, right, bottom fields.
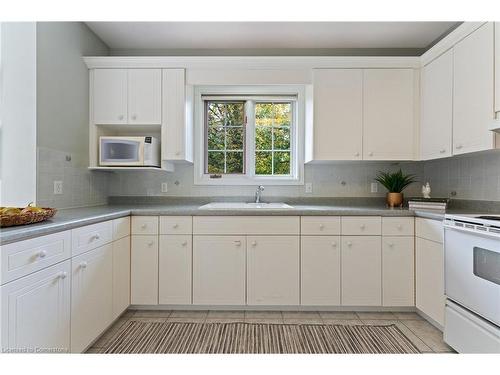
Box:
left=37, top=147, right=108, bottom=208
left=108, top=162, right=424, bottom=198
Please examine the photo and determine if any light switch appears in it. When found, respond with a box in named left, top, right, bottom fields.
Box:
left=370, top=182, right=378, bottom=193
left=53, top=181, right=63, bottom=195
left=305, top=183, right=313, bottom=193
left=161, top=182, right=168, bottom=193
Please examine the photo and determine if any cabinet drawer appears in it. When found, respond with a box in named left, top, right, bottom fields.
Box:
left=382, top=217, right=414, bottom=236
left=71, top=221, right=113, bottom=257
left=193, top=216, right=299, bottom=235
left=416, top=217, right=444, bottom=243
left=301, top=216, right=341, bottom=235
left=113, top=217, right=130, bottom=240
left=1, top=231, right=71, bottom=285
left=341, top=216, right=381, bottom=235
left=160, top=216, right=192, bottom=235
left=131, top=216, right=158, bottom=235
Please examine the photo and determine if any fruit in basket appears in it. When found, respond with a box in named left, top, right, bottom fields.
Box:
left=0, top=207, right=22, bottom=215
left=21, top=203, right=45, bottom=214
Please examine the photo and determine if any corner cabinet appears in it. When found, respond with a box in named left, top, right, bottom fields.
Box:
left=309, top=68, right=416, bottom=162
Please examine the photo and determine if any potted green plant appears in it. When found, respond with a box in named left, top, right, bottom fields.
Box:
left=374, top=169, right=417, bottom=207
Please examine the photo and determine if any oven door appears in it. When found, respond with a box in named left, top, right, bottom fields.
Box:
left=445, top=226, right=500, bottom=326
left=99, top=138, right=144, bottom=166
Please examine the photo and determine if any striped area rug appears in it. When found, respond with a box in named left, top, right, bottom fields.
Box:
left=101, top=321, right=420, bottom=354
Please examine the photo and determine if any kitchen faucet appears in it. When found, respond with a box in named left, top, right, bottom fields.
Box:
left=255, top=185, right=265, bottom=203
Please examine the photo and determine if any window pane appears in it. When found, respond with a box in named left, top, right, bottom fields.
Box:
left=274, top=103, right=292, bottom=126
left=207, top=102, right=226, bottom=127
left=207, top=151, right=224, bottom=173
left=226, top=127, right=244, bottom=150
left=224, top=103, right=244, bottom=125
left=273, top=126, right=290, bottom=150
left=255, top=103, right=273, bottom=126
left=273, top=152, right=290, bottom=175
left=255, top=126, right=272, bottom=150
left=226, top=152, right=244, bottom=174
left=255, top=151, right=272, bottom=175
left=207, top=126, right=225, bottom=150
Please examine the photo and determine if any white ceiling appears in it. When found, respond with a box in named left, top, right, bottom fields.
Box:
left=86, top=22, right=459, bottom=53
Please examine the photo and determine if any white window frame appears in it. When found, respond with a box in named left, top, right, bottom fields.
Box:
left=194, top=85, right=305, bottom=185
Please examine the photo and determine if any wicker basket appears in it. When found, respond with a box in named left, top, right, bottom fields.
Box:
left=0, top=208, right=57, bottom=228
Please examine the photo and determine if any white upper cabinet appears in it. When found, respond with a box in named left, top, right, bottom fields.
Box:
left=128, top=69, right=162, bottom=125
left=92, top=68, right=162, bottom=125
left=421, top=49, right=453, bottom=160
left=363, top=69, right=415, bottom=160
left=310, top=69, right=363, bottom=161
left=495, top=22, right=500, bottom=113
left=93, top=69, right=128, bottom=124
left=162, top=69, right=193, bottom=162
left=453, top=22, right=495, bottom=155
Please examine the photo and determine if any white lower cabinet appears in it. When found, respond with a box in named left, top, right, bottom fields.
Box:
left=112, top=236, right=130, bottom=319
left=71, top=244, right=113, bottom=353
left=301, top=236, right=341, bottom=305
left=341, top=236, right=382, bottom=306
left=247, top=236, right=300, bottom=305
left=131, top=235, right=158, bottom=305
left=382, top=236, right=414, bottom=306
left=193, top=236, right=246, bottom=305
left=416, top=237, right=445, bottom=325
left=159, top=235, right=192, bottom=304
left=0, top=260, right=71, bottom=353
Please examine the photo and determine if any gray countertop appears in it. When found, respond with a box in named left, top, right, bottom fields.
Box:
left=0, top=198, right=490, bottom=245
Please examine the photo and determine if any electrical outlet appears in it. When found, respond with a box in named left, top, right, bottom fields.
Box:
left=53, top=181, right=63, bottom=195
left=161, top=182, right=168, bottom=193
left=371, top=182, right=378, bottom=193
left=305, top=182, right=313, bottom=193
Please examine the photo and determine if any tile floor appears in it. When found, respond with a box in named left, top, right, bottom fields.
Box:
left=86, top=309, right=454, bottom=354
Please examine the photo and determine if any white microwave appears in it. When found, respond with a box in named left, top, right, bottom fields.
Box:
left=99, top=136, right=160, bottom=167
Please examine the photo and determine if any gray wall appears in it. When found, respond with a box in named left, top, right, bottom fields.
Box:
left=36, top=22, right=110, bottom=208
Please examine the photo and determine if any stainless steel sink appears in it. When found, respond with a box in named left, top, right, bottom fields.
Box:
left=198, top=202, right=294, bottom=210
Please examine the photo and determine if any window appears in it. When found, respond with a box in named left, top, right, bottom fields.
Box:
left=195, top=86, right=304, bottom=185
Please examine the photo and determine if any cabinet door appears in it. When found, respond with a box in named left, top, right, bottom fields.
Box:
left=416, top=237, right=445, bottom=325
left=341, top=236, right=381, bottom=306
left=453, top=23, right=495, bottom=155
left=159, top=235, right=192, bottom=305
left=382, top=236, right=414, bottom=306
left=311, top=69, right=363, bottom=160
left=71, top=244, right=113, bottom=353
left=193, top=236, right=246, bottom=305
left=496, top=22, right=500, bottom=113
left=363, top=69, right=415, bottom=160
left=1, top=261, right=71, bottom=352
left=301, top=236, right=341, bottom=306
left=247, top=236, right=299, bottom=305
left=421, top=49, right=453, bottom=160
left=93, top=69, right=127, bottom=124
left=130, top=235, right=158, bottom=305
left=128, top=69, right=162, bottom=124
left=112, top=236, right=130, bottom=319
left=162, top=69, right=190, bottom=161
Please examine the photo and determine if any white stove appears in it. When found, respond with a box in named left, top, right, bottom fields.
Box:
left=443, top=213, right=500, bottom=353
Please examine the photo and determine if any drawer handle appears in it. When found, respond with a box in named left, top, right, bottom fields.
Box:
left=234, top=240, right=242, bottom=247
left=346, top=241, right=353, bottom=247
left=319, top=224, right=324, bottom=230
left=37, top=250, right=47, bottom=259
left=173, top=224, right=179, bottom=229
left=181, top=241, right=188, bottom=247
left=80, top=262, right=88, bottom=269
left=331, top=241, right=337, bottom=247
left=141, top=224, right=147, bottom=229
left=58, top=271, right=67, bottom=280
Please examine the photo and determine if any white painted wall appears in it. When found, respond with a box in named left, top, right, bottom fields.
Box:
left=0, top=22, right=37, bottom=207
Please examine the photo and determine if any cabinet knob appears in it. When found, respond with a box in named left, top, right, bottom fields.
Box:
left=118, top=115, right=124, bottom=120
left=173, top=224, right=179, bottom=229
left=331, top=241, right=337, bottom=247
left=397, top=224, right=402, bottom=230
left=80, top=262, right=88, bottom=269
left=368, top=152, right=374, bottom=157
left=251, top=241, right=257, bottom=247
left=319, top=224, right=324, bottom=230
left=389, top=243, right=395, bottom=248
left=347, top=241, right=353, bottom=247
left=37, top=250, right=47, bottom=259
left=456, top=144, right=463, bottom=150
left=354, top=152, right=360, bottom=157
left=175, top=151, right=181, bottom=156
left=234, top=240, right=242, bottom=247
left=92, top=233, right=100, bottom=241
left=181, top=241, right=188, bottom=247
left=440, top=149, right=446, bottom=154
left=131, top=114, right=137, bottom=120
left=360, top=224, right=365, bottom=230
left=148, top=241, right=154, bottom=247
left=58, top=271, right=67, bottom=279
left=141, top=224, right=147, bottom=229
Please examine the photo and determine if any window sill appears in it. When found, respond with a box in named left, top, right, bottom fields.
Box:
left=194, top=174, right=304, bottom=186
